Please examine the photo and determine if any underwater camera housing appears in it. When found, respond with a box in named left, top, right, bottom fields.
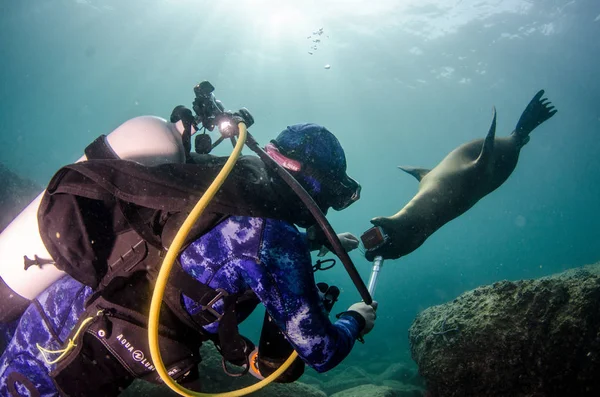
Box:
left=192, top=81, right=254, bottom=132
left=192, top=81, right=225, bottom=131
left=191, top=81, right=255, bottom=153
left=361, top=226, right=388, bottom=251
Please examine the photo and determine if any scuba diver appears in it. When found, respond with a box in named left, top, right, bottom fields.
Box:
left=0, top=115, right=378, bottom=396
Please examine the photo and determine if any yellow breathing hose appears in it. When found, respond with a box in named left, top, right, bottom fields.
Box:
left=147, top=122, right=298, bottom=397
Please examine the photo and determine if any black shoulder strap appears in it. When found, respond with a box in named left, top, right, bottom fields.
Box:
left=165, top=261, right=259, bottom=367
left=164, top=262, right=228, bottom=327
left=85, top=135, right=120, bottom=160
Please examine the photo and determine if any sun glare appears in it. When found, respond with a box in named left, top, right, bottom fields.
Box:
left=268, top=8, right=296, bottom=30
left=240, top=0, right=309, bottom=37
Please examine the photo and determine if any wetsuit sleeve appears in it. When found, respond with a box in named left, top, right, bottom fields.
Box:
left=241, top=219, right=362, bottom=373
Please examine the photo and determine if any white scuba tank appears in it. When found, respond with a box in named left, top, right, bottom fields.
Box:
left=0, top=116, right=192, bottom=304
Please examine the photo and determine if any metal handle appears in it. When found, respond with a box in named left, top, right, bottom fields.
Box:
left=367, top=256, right=384, bottom=297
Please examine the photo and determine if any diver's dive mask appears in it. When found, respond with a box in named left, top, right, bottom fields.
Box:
left=328, top=174, right=361, bottom=211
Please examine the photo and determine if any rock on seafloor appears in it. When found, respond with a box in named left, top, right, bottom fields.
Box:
left=330, top=384, right=422, bottom=397
left=410, top=262, right=600, bottom=396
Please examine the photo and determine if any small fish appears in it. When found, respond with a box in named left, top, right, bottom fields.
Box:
left=308, top=52, right=313, bottom=55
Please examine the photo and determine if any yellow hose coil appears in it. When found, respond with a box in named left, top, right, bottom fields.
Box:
left=147, top=122, right=298, bottom=397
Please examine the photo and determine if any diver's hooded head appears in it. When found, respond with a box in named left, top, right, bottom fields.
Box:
left=266, top=123, right=361, bottom=214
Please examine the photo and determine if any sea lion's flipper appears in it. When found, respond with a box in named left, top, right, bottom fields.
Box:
left=398, top=166, right=430, bottom=182
left=365, top=216, right=400, bottom=261
left=476, top=107, right=496, bottom=165
left=513, top=89, right=557, bottom=144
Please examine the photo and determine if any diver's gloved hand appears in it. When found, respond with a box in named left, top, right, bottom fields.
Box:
left=339, top=232, right=360, bottom=252
left=317, top=232, right=360, bottom=257
left=346, top=301, right=378, bottom=337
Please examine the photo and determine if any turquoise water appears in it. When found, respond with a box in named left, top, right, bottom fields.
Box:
left=1, top=0, right=599, bottom=382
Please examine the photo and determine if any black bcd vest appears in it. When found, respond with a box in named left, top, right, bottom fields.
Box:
left=38, top=135, right=314, bottom=395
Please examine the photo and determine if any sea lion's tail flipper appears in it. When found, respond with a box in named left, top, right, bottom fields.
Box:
left=476, top=107, right=497, bottom=165
left=398, top=166, right=430, bottom=182
left=513, top=89, right=557, bottom=145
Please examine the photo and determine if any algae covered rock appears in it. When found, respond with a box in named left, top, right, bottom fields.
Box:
left=248, top=381, right=327, bottom=397
left=320, top=362, right=424, bottom=396
left=320, top=365, right=374, bottom=395
left=375, top=362, right=417, bottom=384
left=330, top=384, right=413, bottom=397
left=409, top=264, right=600, bottom=396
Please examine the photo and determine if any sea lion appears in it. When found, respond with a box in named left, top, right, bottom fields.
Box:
left=365, top=90, right=557, bottom=261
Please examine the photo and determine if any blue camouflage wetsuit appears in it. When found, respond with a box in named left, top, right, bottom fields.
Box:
left=0, top=215, right=362, bottom=396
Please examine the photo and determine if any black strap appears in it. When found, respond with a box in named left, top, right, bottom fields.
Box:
left=218, top=290, right=260, bottom=374
left=218, top=294, right=249, bottom=366
left=118, top=201, right=164, bottom=250
left=0, top=277, right=30, bottom=323
left=159, top=262, right=223, bottom=336
left=84, top=135, right=120, bottom=160
left=168, top=263, right=225, bottom=322
left=7, top=371, right=41, bottom=397
left=165, top=262, right=257, bottom=369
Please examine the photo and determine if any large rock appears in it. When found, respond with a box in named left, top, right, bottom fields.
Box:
left=321, top=363, right=424, bottom=396
left=374, top=362, right=418, bottom=385
left=0, top=163, right=40, bottom=233
left=320, top=365, right=374, bottom=395
left=409, top=263, right=600, bottom=396
left=330, top=384, right=418, bottom=397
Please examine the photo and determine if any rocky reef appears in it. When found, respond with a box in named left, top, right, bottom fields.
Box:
left=0, top=163, right=40, bottom=233
left=122, top=342, right=425, bottom=396
left=409, top=262, right=600, bottom=396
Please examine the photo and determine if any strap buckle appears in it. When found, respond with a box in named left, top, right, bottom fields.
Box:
left=201, top=288, right=228, bottom=320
